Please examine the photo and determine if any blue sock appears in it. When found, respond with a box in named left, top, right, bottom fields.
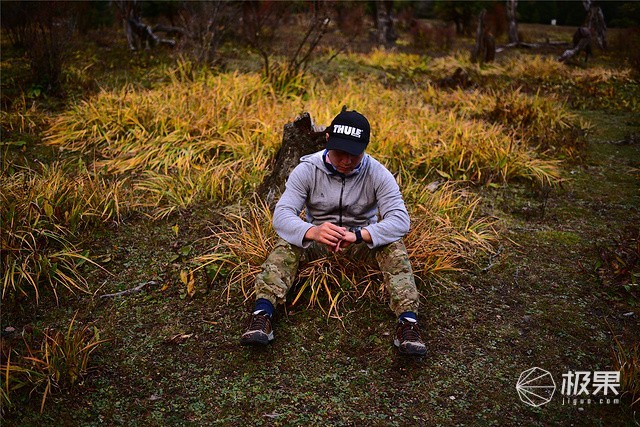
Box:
left=253, top=298, right=275, bottom=318
left=399, top=311, right=417, bottom=323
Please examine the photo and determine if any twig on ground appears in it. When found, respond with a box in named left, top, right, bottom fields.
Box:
left=100, top=281, right=157, bottom=298
left=482, top=245, right=503, bottom=273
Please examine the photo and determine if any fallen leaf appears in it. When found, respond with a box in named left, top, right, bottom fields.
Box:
left=167, top=333, right=193, bottom=343
left=179, top=245, right=193, bottom=257
left=180, top=270, right=196, bottom=297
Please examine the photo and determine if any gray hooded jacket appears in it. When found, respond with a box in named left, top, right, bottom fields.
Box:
left=273, top=150, right=410, bottom=248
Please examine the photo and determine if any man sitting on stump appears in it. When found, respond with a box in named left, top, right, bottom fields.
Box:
left=240, top=109, right=426, bottom=356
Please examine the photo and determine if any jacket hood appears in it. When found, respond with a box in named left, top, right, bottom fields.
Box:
left=300, top=150, right=369, bottom=177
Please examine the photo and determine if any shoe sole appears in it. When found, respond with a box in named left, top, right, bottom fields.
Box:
left=394, top=338, right=427, bottom=356
left=240, top=331, right=274, bottom=346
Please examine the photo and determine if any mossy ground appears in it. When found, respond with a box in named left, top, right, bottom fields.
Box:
left=2, top=22, right=639, bottom=426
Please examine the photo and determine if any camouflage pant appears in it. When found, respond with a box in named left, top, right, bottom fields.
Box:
left=255, top=238, right=419, bottom=316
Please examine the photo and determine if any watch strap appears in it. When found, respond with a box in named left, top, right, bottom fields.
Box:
left=354, top=228, right=363, bottom=244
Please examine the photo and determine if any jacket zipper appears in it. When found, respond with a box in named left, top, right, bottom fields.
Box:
left=338, top=176, right=345, bottom=227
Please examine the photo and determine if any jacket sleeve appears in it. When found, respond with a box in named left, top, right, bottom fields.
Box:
left=272, top=163, right=315, bottom=248
left=364, top=165, right=410, bottom=248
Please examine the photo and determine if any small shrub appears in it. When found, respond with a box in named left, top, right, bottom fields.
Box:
left=610, top=27, right=640, bottom=79
left=1, top=2, right=81, bottom=93
left=410, top=20, right=436, bottom=50
left=409, top=20, right=455, bottom=52
left=332, top=2, right=367, bottom=40
left=0, top=315, right=107, bottom=414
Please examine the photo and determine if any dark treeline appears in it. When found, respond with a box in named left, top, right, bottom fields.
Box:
left=414, top=1, right=639, bottom=28
left=516, top=0, right=639, bottom=27
left=1, top=1, right=638, bottom=33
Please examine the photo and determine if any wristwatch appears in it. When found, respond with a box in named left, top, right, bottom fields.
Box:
left=349, top=226, right=363, bottom=244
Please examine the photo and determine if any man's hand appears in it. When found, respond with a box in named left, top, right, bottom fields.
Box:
left=332, top=231, right=357, bottom=252
left=305, top=224, right=372, bottom=252
left=305, top=223, right=347, bottom=247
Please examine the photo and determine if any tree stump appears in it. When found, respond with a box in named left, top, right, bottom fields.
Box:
left=257, top=112, right=326, bottom=208
left=438, top=67, right=472, bottom=89
left=127, top=18, right=176, bottom=50
left=471, top=10, right=495, bottom=64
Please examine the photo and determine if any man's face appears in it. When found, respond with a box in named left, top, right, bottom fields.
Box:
left=327, top=149, right=364, bottom=175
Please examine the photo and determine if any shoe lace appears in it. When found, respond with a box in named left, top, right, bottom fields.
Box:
left=400, top=322, right=421, bottom=343
left=248, top=313, right=269, bottom=331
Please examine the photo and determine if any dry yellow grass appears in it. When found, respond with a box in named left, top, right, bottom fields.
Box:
left=195, top=183, right=497, bottom=317
left=1, top=163, right=121, bottom=302
left=45, top=58, right=577, bottom=188
left=7, top=50, right=596, bottom=305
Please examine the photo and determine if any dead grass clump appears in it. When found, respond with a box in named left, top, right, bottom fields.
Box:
left=136, top=151, right=270, bottom=219
left=44, top=72, right=283, bottom=174
left=0, top=315, right=107, bottom=413
left=1, top=163, right=124, bottom=303
left=612, top=335, right=640, bottom=408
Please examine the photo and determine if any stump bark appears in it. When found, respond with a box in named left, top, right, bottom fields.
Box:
left=257, top=113, right=326, bottom=208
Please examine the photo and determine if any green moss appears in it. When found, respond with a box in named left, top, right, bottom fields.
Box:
left=535, top=230, right=583, bottom=246
left=577, top=110, right=640, bottom=143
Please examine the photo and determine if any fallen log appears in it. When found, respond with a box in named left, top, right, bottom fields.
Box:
left=128, top=18, right=176, bottom=50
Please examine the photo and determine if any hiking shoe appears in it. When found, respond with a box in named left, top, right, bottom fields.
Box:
left=240, top=312, right=274, bottom=346
left=394, top=319, right=427, bottom=356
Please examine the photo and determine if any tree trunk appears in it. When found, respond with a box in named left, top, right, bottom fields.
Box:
left=472, top=10, right=495, bottom=64
left=558, top=2, right=607, bottom=64
left=112, top=0, right=139, bottom=50
left=257, top=113, right=327, bottom=208
left=471, top=10, right=485, bottom=63
left=376, top=0, right=397, bottom=47
left=506, top=0, right=519, bottom=44
left=586, top=6, right=607, bottom=50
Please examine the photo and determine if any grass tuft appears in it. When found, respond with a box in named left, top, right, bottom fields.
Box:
left=0, top=314, right=107, bottom=413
